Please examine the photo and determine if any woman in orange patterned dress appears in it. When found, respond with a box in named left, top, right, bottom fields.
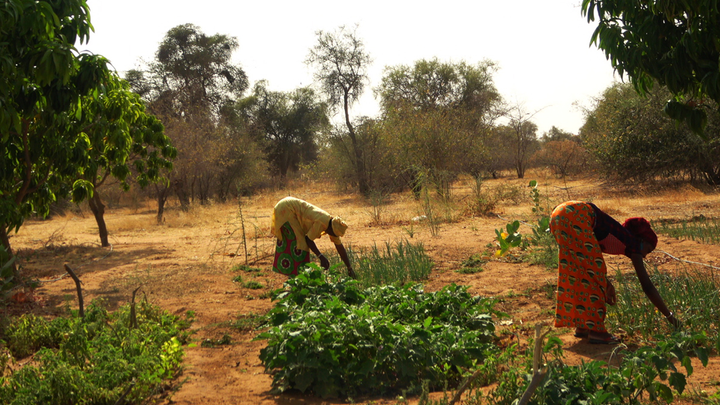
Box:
left=550, top=201, right=680, bottom=344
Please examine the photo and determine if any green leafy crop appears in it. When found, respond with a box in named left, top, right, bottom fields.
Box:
left=256, top=266, right=503, bottom=399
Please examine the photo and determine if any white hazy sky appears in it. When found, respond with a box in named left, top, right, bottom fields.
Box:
left=81, top=0, right=621, bottom=135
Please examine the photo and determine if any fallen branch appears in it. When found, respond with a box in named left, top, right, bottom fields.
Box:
left=64, top=264, right=84, bottom=318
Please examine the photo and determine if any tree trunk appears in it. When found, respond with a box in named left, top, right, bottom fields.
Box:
left=156, top=184, right=170, bottom=224
left=343, top=93, right=369, bottom=195
left=88, top=191, right=110, bottom=247
left=174, top=178, right=191, bottom=211
left=0, top=225, right=18, bottom=275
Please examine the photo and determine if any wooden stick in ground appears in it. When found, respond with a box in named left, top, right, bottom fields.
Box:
left=63, top=264, right=84, bottom=319
left=129, top=286, right=141, bottom=329
left=517, top=324, right=551, bottom=405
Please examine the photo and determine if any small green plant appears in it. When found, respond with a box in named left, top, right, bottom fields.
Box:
left=233, top=313, right=266, bottom=332
left=231, top=264, right=262, bottom=273
left=493, top=180, right=557, bottom=268
left=243, top=280, right=263, bottom=289
left=232, top=274, right=263, bottom=289
left=366, top=189, right=389, bottom=225
left=494, top=220, right=525, bottom=257
left=201, top=334, right=232, bottom=348
left=457, top=254, right=487, bottom=274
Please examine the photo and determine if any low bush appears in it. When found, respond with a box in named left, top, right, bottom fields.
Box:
left=0, top=299, right=193, bottom=404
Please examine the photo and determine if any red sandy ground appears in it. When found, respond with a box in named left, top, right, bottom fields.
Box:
left=5, top=176, right=720, bottom=404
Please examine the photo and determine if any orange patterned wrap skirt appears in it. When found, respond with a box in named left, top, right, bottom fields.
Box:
left=550, top=201, right=609, bottom=333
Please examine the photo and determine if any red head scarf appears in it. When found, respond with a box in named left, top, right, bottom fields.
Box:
left=623, top=217, right=658, bottom=250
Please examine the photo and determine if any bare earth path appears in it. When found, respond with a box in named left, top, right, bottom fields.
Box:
left=7, top=176, right=720, bottom=404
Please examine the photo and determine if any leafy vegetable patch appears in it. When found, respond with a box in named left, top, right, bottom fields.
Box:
left=256, top=266, right=503, bottom=399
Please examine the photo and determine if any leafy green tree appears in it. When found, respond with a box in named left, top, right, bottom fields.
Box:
left=582, top=0, right=720, bottom=133
left=306, top=25, right=372, bottom=194
left=1, top=0, right=112, bottom=261
left=237, top=82, right=329, bottom=177
left=580, top=82, right=720, bottom=184
left=79, top=76, right=176, bottom=246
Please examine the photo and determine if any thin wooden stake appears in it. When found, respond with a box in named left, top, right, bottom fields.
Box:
left=64, top=264, right=84, bottom=319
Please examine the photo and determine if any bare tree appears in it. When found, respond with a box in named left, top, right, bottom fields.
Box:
left=506, top=102, right=543, bottom=179
left=306, top=25, right=372, bottom=194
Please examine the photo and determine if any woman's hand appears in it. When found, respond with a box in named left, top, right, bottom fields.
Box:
left=666, top=312, right=682, bottom=329
left=606, top=281, right=617, bottom=306
left=318, top=254, right=330, bottom=270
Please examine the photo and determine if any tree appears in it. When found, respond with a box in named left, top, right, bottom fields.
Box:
left=532, top=140, right=590, bottom=178
left=505, top=103, right=541, bottom=179
left=540, top=126, right=576, bottom=143
left=127, top=24, right=251, bottom=215
left=582, top=0, right=720, bottom=134
left=238, top=82, right=329, bottom=177
left=306, top=25, right=372, bottom=194
left=580, top=82, right=720, bottom=184
left=79, top=76, right=176, bottom=246
left=376, top=59, right=503, bottom=192
left=1, top=0, right=112, bottom=263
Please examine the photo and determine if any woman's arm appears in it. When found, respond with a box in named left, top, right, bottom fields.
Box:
left=334, top=243, right=356, bottom=278
left=305, top=236, right=330, bottom=269
left=631, top=253, right=681, bottom=327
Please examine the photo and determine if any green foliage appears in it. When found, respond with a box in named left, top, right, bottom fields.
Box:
left=457, top=254, right=487, bottom=274
left=609, top=264, right=720, bottom=349
left=233, top=313, right=266, bottom=332
left=653, top=216, right=720, bottom=245
left=1, top=0, right=115, bottom=246
left=330, top=240, right=434, bottom=287
left=238, top=82, right=329, bottom=177
left=231, top=275, right=264, bottom=290
left=493, top=181, right=557, bottom=268
left=480, top=331, right=706, bottom=405
left=582, top=0, right=720, bottom=135
left=581, top=83, right=720, bottom=184
left=495, top=220, right=525, bottom=257
left=256, top=266, right=501, bottom=399
left=0, top=300, right=192, bottom=404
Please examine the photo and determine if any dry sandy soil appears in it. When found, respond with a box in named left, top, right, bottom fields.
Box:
left=5, top=173, right=720, bottom=404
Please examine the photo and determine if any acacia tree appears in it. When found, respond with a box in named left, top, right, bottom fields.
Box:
left=582, top=0, right=720, bottom=133
left=127, top=24, right=250, bottom=214
left=306, top=25, right=372, bottom=194
left=1, top=0, right=112, bottom=262
left=237, top=81, right=329, bottom=177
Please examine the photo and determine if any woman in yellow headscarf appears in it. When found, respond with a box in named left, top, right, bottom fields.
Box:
left=271, top=196, right=355, bottom=278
